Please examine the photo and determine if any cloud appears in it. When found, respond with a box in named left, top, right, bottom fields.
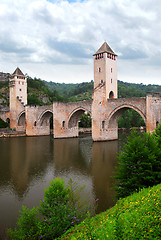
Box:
left=0, top=0, right=161, bottom=84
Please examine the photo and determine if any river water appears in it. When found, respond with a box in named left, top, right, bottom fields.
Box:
left=0, top=133, right=125, bottom=238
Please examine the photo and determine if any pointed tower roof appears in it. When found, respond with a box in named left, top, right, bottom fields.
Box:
left=94, top=42, right=117, bottom=56
left=12, top=67, right=25, bottom=76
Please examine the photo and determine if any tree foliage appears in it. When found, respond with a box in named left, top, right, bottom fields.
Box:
left=79, top=113, right=92, bottom=128
left=115, top=128, right=161, bottom=199
left=118, top=109, right=145, bottom=128
left=0, top=118, right=8, bottom=128
left=8, top=178, right=96, bottom=240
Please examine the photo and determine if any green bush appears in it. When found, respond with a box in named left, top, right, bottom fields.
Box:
left=0, top=118, right=8, bottom=128
left=114, top=128, right=161, bottom=199
left=39, top=178, right=76, bottom=239
left=7, top=206, right=41, bottom=239
left=8, top=178, right=96, bottom=240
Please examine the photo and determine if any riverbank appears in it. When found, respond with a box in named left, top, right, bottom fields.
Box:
left=0, top=128, right=26, bottom=137
left=58, top=183, right=161, bottom=239
left=0, top=127, right=145, bottom=138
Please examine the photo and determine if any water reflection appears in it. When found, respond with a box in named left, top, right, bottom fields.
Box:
left=92, top=141, right=118, bottom=212
left=0, top=135, right=119, bottom=237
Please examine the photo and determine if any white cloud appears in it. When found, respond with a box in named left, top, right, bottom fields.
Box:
left=0, top=0, right=161, bottom=84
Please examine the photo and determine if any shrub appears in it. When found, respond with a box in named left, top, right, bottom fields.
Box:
left=114, top=128, right=161, bottom=199
left=7, top=178, right=96, bottom=239
left=7, top=206, right=41, bottom=239
left=0, top=118, right=8, bottom=128
left=39, top=178, right=76, bottom=239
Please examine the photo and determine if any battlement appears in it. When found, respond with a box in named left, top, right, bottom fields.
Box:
left=146, top=92, right=161, bottom=97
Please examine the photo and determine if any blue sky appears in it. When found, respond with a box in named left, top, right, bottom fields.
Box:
left=0, top=0, right=161, bottom=84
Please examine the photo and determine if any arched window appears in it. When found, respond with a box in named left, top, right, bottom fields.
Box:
left=109, top=91, right=114, bottom=99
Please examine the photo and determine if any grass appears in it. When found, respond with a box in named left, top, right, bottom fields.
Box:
left=57, top=183, right=161, bottom=240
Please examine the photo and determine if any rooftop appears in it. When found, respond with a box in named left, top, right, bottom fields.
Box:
left=94, top=42, right=117, bottom=56
left=12, top=67, right=25, bottom=76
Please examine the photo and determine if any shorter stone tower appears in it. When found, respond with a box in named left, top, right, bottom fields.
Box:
left=93, top=42, right=117, bottom=100
left=9, top=68, right=27, bottom=129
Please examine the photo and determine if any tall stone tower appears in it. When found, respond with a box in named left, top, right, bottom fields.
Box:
left=9, top=67, right=27, bottom=129
left=93, top=42, right=117, bottom=100
left=92, top=42, right=118, bottom=141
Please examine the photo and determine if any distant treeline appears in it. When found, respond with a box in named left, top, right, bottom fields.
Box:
left=1, top=75, right=161, bottom=128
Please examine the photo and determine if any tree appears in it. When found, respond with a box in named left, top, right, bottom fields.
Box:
left=79, top=113, right=91, bottom=128
left=0, top=118, right=8, bottom=128
left=115, top=128, right=161, bottom=199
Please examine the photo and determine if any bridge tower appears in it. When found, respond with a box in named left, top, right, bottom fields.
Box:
left=92, top=42, right=118, bottom=141
left=93, top=42, right=117, bottom=100
left=9, top=67, right=27, bottom=129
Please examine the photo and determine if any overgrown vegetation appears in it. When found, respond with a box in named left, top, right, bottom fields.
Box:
left=8, top=178, right=96, bottom=240
left=114, top=126, right=161, bottom=199
left=58, top=184, right=161, bottom=240
left=0, top=118, right=8, bottom=128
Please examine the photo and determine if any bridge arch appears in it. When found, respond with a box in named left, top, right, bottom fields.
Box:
left=38, top=110, right=53, bottom=127
left=18, top=111, right=25, bottom=126
left=68, top=107, right=91, bottom=128
left=107, top=104, right=146, bottom=128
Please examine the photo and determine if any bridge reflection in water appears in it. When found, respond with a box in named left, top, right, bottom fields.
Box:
left=0, top=135, right=118, bottom=237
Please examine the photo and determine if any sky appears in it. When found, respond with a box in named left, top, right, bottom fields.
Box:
left=0, top=0, right=161, bottom=85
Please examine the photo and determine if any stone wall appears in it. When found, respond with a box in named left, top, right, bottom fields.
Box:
left=53, top=100, right=92, bottom=138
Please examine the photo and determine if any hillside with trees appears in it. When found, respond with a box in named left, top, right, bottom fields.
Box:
left=1, top=75, right=161, bottom=128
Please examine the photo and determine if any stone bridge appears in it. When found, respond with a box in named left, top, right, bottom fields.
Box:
left=0, top=92, right=161, bottom=141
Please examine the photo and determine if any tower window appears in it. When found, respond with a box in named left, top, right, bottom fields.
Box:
left=111, top=79, right=112, bottom=83
left=111, top=68, right=112, bottom=73
left=22, top=82, right=24, bottom=85
left=102, top=121, right=105, bottom=129
left=101, top=80, right=103, bottom=84
left=98, top=67, right=101, bottom=72
left=19, top=89, right=22, bottom=91
left=62, top=121, right=65, bottom=128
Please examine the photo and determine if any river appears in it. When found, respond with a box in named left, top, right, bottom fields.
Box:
left=0, top=133, right=126, bottom=238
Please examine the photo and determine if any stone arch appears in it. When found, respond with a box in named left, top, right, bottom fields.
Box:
left=107, top=104, right=146, bottom=128
left=39, top=110, right=53, bottom=127
left=68, top=107, right=91, bottom=128
left=18, top=112, right=25, bottom=126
